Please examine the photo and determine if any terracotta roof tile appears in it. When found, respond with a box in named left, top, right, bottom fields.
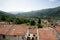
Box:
left=0, top=24, right=28, bottom=36
left=0, top=25, right=5, bottom=34
left=38, top=28, right=57, bottom=40
left=0, top=23, right=58, bottom=40
left=1, top=25, right=12, bottom=35
left=28, top=26, right=37, bottom=34
left=7, top=25, right=28, bottom=36
left=54, top=26, right=60, bottom=34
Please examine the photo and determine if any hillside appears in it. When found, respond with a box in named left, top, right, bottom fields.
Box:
left=16, top=6, right=60, bottom=19
left=0, top=11, right=16, bottom=22
left=0, top=11, right=15, bottom=17
left=0, top=6, right=60, bottom=19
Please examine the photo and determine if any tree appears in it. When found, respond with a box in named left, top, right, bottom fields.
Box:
left=38, top=18, right=41, bottom=24
left=1, top=15, right=6, bottom=21
left=38, top=18, right=43, bottom=28
left=38, top=24, right=43, bottom=28
left=5, top=16, right=13, bottom=22
left=30, top=20, right=36, bottom=26
left=13, top=18, right=21, bottom=24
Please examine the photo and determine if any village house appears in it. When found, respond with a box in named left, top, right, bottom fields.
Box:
left=54, top=25, right=60, bottom=40
left=0, top=21, right=13, bottom=25
left=0, top=24, right=28, bottom=40
left=0, top=21, right=38, bottom=40
left=56, top=20, right=60, bottom=26
left=0, top=21, right=59, bottom=40
left=41, top=19, right=50, bottom=27
left=25, top=27, right=38, bottom=40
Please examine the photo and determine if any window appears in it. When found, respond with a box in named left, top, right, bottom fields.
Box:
left=32, top=37, right=34, bottom=40
left=29, top=34, right=30, bottom=36
left=3, top=35, right=5, bottom=39
left=14, top=35, right=16, bottom=37
left=36, top=37, right=37, bottom=40
left=29, top=27, right=32, bottom=29
left=22, top=37, right=24, bottom=39
left=33, top=34, right=35, bottom=37
left=27, top=37, right=30, bottom=40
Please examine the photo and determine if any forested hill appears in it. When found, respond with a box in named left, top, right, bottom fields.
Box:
left=0, top=11, right=15, bottom=21
left=16, top=6, right=60, bottom=19
left=0, top=6, right=60, bottom=19
left=0, top=11, right=15, bottom=17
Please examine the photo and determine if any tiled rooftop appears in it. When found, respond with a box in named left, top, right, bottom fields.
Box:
left=28, top=26, right=37, bottom=34
left=0, top=24, right=28, bottom=36
left=0, top=22, right=59, bottom=40
left=38, top=28, right=57, bottom=40
left=54, top=26, right=60, bottom=34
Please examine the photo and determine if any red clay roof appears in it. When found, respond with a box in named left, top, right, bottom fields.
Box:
left=0, top=22, right=58, bottom=40
left=28, top=26, right=37, bottom=34
left=38, top=28, right=57, bottom=40
left=7, top=25, right=28, bottom=36
left=54, top=26, right=60, bottom=34
left=0, top=24, right=28, bottom=36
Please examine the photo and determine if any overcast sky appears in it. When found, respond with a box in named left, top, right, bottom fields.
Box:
left=0, top=0, right=60, bottom=12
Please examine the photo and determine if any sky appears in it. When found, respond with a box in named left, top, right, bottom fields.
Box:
left=0, top=0, right=60, bottom=12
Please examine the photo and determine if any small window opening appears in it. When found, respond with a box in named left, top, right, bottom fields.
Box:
left=36, top=37, right=37, bottom=40
left=14, top=35, right=16, bottom=37
left=32, top=37, right=34, bottom=40
left=22, top=37, right=24, bottom=39
left=29, top=27, right=32, bottom=29
left=27, top=37, right=30, bottom=40
left=3, top=35, right=5, bottom=39
left=29, top=34, right=30, bottom=36
left=33, top=35, right=35, bottom=37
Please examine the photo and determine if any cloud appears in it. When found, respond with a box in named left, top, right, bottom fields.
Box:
left=49, top=0, right=56, bottom=2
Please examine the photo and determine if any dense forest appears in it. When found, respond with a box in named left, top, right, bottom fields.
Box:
left=16, top=6, right=60, bottom=19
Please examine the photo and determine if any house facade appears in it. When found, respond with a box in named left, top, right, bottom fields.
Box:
left=25, top=27, right=38, bottom=40
left=0, top=24, right=28, bottom=40
left=0, top=22, right=38, bottom=40
left=0, top=35, right=24, bottom=40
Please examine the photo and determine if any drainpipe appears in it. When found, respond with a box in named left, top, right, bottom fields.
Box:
left=37, top=29, right=39, bottom=40
left=18, top=35, right=19, bottom=40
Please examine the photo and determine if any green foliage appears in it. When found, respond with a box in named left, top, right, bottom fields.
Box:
left=38, top=24, right=43, bottom=28
left=5, top=37, right=10, bottom=40
left=38, top=18, right=43, bottom=28
left=0, top=11, right=30, bottom=24
left=0, top=6, right=60, bottom=25
left=13, top=18, right=29, bottom=24
left=0, top=16, right=4, bottom=21
left=16, top=6, right=60, bottom=19
left=38, top=18, right=41, bottom=24
left=30, top=20, right=36, bottom=26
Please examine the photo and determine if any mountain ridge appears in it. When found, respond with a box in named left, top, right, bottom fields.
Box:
left=0, top=6, right=60, bottom=19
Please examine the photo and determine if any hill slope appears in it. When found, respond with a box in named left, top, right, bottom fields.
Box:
left=0, top=6, right=60, bottom=19
left=16, top=6, right=60, bottom=19
left=0, top=11, right=15, bottom=17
